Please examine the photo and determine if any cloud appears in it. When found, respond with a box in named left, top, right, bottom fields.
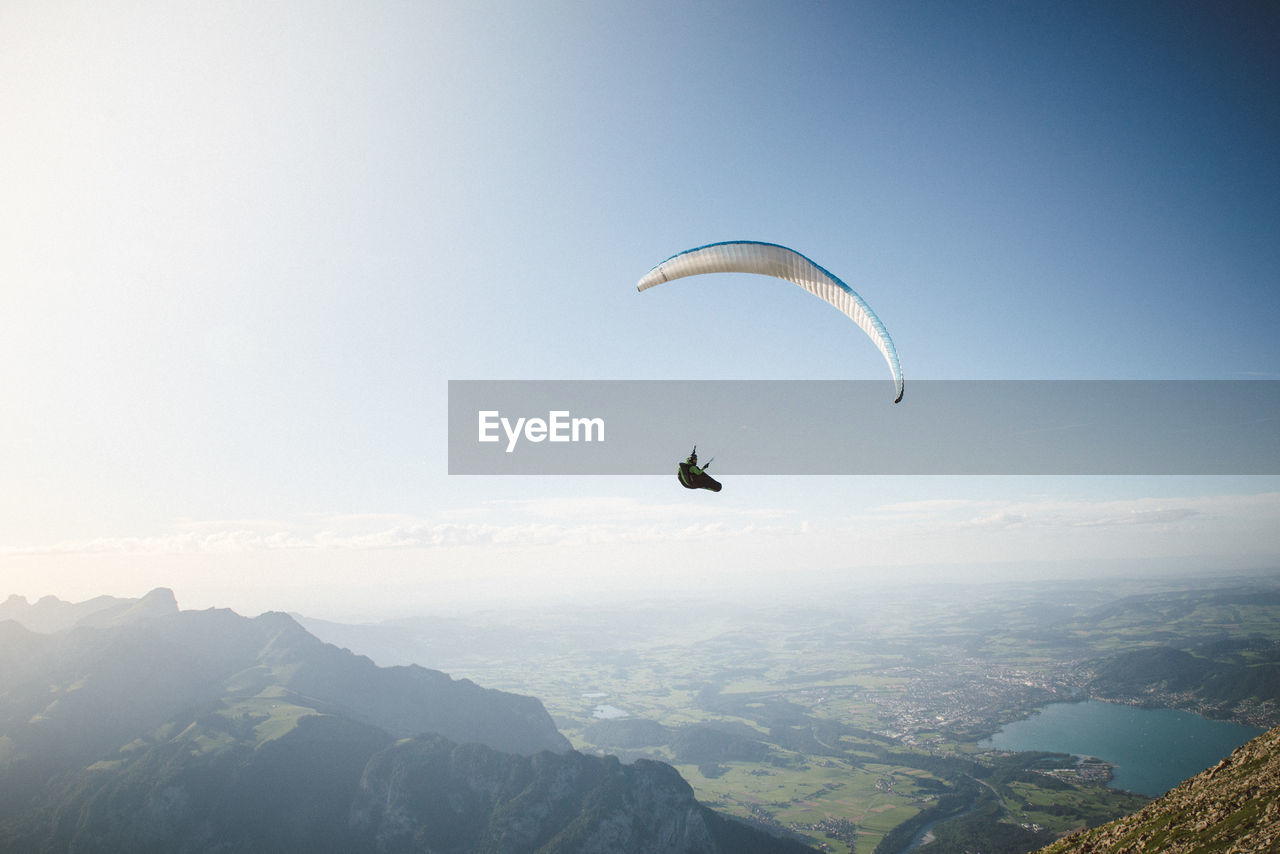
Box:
left=0, top=507, right=807, bottom=558
left=5, top=491, right=1277, bottom=564
left=1072, top=507, right=1201, bottom=527
left=863, top=492, right=1280, bottom=533
left=482, top=495, right=794, bottom=524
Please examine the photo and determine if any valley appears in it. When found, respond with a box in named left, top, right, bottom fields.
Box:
left=299, top=573, right=1280, bottom=853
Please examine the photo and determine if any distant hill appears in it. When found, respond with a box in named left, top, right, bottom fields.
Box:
left=0, top=590, right=812, bottom=853
left=1038, top=724, right=1280, bottom=853
left=1088, top=643, right=1280, bottom=726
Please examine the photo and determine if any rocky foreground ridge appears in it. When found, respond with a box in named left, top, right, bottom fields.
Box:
left=1039, top=724, right=1280, bottom=853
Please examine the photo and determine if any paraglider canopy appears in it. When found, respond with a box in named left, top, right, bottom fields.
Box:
left=638, top=241, right=904, bottom=403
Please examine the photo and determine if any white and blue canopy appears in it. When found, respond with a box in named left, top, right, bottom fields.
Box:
left=638, top=241, right=904, bottom=402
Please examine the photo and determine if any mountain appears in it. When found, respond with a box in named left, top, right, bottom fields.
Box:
left=0, top=590, right=811, bottom=853
left=1038, top=724, right=1280, bottom=853
left=0, top=590, right=144, bottom=633
left=0, top=589, right=568, bottom=765
left=2, top=716, right=812, bottom=853
left=350, top=735, right=813, bottom=853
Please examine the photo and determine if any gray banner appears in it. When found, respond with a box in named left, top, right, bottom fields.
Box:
left=448, top=380, right=1280, bottom=475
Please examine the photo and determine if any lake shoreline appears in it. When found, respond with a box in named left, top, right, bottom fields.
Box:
left=977, top=699, right=1264, bottom=797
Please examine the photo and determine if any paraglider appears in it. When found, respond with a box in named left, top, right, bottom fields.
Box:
left=677, top=447, right=721, bottom=492
left=637, top=241, right=904, bottom=403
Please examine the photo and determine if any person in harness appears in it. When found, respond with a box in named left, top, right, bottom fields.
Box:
left=677, top=447, right=722, bottom=492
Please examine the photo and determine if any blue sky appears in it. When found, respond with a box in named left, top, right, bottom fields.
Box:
left=3, top=1, right=1278, bottom=617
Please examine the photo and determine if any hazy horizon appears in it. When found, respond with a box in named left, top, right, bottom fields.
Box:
left=5, top=556, right=1278, bottom=624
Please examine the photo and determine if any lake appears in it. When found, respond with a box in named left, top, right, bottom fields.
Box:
left=980, top=700, right=1263, bottom=796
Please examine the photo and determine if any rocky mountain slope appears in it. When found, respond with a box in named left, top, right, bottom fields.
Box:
left=1039, top=724, right=1280, bottom=853
left=0, top=589, right=811, bottom=853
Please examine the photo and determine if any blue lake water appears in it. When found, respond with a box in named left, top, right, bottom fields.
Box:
left=980, top=700, right=1263, bottom=796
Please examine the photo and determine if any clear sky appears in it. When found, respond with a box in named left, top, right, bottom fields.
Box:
left=3, top=1, right=1279, bottom=619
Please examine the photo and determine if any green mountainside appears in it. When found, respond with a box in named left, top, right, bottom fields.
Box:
left=1088, top=642, right=1280, bottom=725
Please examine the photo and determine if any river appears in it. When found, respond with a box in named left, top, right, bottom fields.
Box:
left=979, top=700, right=1263, bottom=796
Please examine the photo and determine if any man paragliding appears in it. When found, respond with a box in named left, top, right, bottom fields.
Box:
left=677, top=447, right=722, bottom=492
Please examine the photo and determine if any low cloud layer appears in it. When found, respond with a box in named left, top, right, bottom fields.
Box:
left=6, top=491, right=1277, bottom=559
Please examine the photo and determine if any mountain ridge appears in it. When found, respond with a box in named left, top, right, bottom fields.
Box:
left=0, top=589, right=811, bottom=853
left=0, top=590, right=153, bottom=633
left=0, top=590, right=570, bottom=765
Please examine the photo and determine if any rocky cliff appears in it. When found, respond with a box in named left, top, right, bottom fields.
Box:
left=351, top=734, right=813, bottom=853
